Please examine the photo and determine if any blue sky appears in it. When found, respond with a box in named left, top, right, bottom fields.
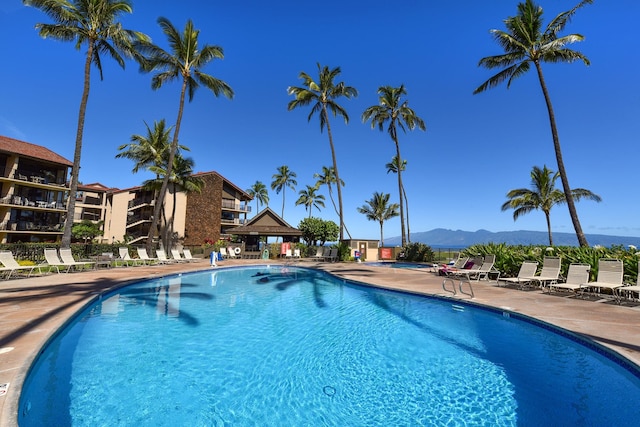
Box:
left=1, top=0, right=639, bottom=242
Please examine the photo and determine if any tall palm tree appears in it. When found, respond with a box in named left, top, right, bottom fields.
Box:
left=501, top=165, right=601, bottom=246
left=357, top=192, right=400, bottom=247
left=314, top=166, right=351, bottom=238
left=135, top=17, right=234, bottom=252
left=287, top=64, right=358, bottom=241
left=270, top=165, right=297, bottom=219
left=362, top=85, right=426, bottom=246
left=296, top=185, right=326, bottom=218
left=385, top=155, right=411, bottom=243
left=474, top=0, right=593, bottom=246
left=247, top=181, right=269, bottom=215
left=144, top=154, right=204, bottom=248
left=24, top=0, right=149, bottom=248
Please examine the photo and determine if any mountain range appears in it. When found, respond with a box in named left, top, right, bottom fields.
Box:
left=383, top=228, right=640, bottom=248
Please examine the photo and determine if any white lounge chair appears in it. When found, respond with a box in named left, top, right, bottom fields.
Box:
left=497, top=260, right=539, bottom=288
left=293, top=248, right=301, bottom=259
left=218, top=247, right=228, bottom=259
left=182, top=249, right=199, bottom=263
left=548, top=263, right=590, bottom=296
left=616, top=261, right=640, bottom=303
left=581, top=259, right=624, bottom=299
left=41, top=248, right=67, bottom=273
left=451, top=255, right=497, bottom=281
left=310, top=247, right=325, bottom=261
left=58, top=248, right=95, bottom=271
left=171, top=249, right=188, bottom=263
left=155, top=249, right=176, bottom=264
left=438, top=256, right=471, bottom=276
left=0, top=251, right=40, bottom=279
left=526, top=256, right=562, bottom=290
left=226, top=247, right=238, bottom=259
left=116, top=247, right=140, bottom=267
left=285, top=249, right=292, bottom=259
left=137, top=247, right=158, bottom=265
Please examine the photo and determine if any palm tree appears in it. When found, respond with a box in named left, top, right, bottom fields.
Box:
left=357, top=192, right=400, bottom=247
left=287, top=64, right=358, bottom=241
left=135, top=17, right=234, bottom=252
left=296, top=185, right=326, bottom=218
left=24, top=0, right=149, bottom=248
left=362, top=85, right=426, bottom=246
left=144, top=154, right=204, bottom=248
left=247, top=181, right=269, bottom=215
left=501, top=165, right=601, bottom=246
left=474, top=0, right=593, bottom=246
left=270, top=165, right=297, bottom=219
left=314, top=166, right=351, bottom=238
left=385, top=155, right=411, bottom=243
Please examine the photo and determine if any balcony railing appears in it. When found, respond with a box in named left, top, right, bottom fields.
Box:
left=220, top=218, right=247, bottom=225
left=221, top=200, right=250, bottom=212
left=128, top=197, right=154, bottom=210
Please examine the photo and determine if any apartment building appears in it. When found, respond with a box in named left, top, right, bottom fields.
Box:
left=0, top=136, right=71, bottom=243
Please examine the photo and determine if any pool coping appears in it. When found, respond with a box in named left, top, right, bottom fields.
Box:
left=2, top=259, right=640, bottom=426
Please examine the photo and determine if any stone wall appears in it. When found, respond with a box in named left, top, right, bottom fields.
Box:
left=183, top=173, right=223, bottom=246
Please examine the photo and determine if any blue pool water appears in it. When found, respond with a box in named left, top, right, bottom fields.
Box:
left=19, top=266, right=640, bottom=426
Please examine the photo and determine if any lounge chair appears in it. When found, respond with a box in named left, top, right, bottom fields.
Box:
left=226, top=247, right=238, bottom=259
left=451, top=255, right=496, bottom=281
left=526, top=256, right=562, bottom=290
left=310, top=247, right=325, bottom=261
left=324, top=248, right=338, bottom=262
left=137, top=247, right=158, bottom=265
left=116, top=247, right=141, bottom=267
left=293, top=248, right=301, bottom=259
left=218, top=247, right=228, bottom=260
left=182, top=249, right=200, bottom=263
left=285, top=249, right=292, bottom=259
left=155, top=249, right=176, bottom=264
left=171, top=249, right=189, bottom=263
left=581, top=259, right=624, bottom=299
left=41, top=248, right=67, bottom=273
left=548, top=263, right=590, bottom=296
left=497, top=260, right=539, bottom=288
left=616, top=261, right=640, bottom=303
left=438, top=256, right=470, bottom=276
left=58, top=248, right=95, bottom=271
left=0, top=251, right=40, bottom=279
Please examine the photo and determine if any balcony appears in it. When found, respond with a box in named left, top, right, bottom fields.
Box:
left=128, top=197, right=154, bottom=211
left=0, top=195, right=65, bottom=211
left=220, top=218, right=247, bottom=226
left=221, top=200, right=251, bottom=212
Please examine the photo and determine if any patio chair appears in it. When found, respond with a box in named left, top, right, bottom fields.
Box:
left=40, top=248, right=67, bottom=273
left=526, top=256, right=562, bottom=290
left=117, top=247, right=142, bottom=267
left=0, top=251, right=41, bottom=279
left=616, top=261, right=640, bottom=303
left=438, top=256, right=470, bottom=276
left=497, top=260, right=539, bottom=289
left=226, top=247, right=239, bottom=259
left=285, top=249, right=292, bottom=259
left=548, top=263, right=591, bottom=296
left=137, top=247, right=158, bottom=265
left=310, top=247, right=325, bottom=261
left=324, top=248, right=338, bottom=262
left=218, top=247, right=228, bottom=259
left=155, top=249, right=176, bottom=264
left=58, top=248, right=95, bottom=271
left=182, top=249, right=200, bottom=263
left=581, top=259, right=624, bottom=299
left=451, top=255, right=496, bottom=281
left=293, top=248, right=301, bottom=259
left=171, top=249, right=189, bottom=263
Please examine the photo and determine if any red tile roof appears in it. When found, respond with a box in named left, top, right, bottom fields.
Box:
left=0, top=135, right=73, bottom=167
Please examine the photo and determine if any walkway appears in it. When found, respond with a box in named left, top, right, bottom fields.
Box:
left=1, top=259, right=640, bottom=426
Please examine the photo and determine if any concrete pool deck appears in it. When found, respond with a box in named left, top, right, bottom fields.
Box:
left=2, top=258, right=640, bottom=426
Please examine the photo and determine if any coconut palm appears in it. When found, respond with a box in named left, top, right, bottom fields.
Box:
left=23, top=0, right=149, bottom=248
left=287, top=64, right=358, bottom=241
left=144, top=154, right=204, bottom=248
left=135, top=17, right=234, bottom=252
left=362, top=85, right=426, bottom=246
left=357, top=192, right=400, bottom=247
left=314, top=166, right=351, bottom=238
left=474, top=0, right=593, bottom=246
left=501, top=165, right=601, bottom=246
left=271, top=165, right=297, bottom=219
left=296, top=185, right=326, bottom=218
left=247, top=181, right=269, bottom=215
left=385, top=155, right=411, bottom=243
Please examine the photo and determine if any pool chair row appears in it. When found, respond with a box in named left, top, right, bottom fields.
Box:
left=310, top=247, right=338, bottom=262
left=439, top=254, right=499, bottom=281
left=119, top=247, right=201, bottom=266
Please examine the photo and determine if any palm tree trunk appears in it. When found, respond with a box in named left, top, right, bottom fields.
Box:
left=62, top=41, right=94, bottom=248
left=327, top=185, right=352, bottom=239
left=147, top=77, right=187, bottom=252
left=323, top=107, right=344, bottom=241
left=379, top=221, right=384, bottom=247
left=393, top=135, right=406, bottom=246
left=403, top=183, right=410, bottom=243
left=545, top=211, right=554, bottom=246
left=534, top=61, right=588, bottom=247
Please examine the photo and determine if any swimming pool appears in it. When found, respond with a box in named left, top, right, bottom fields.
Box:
left=364, top=261, right=435, bottom=269
left=19, top=265, right=640, bottom=426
